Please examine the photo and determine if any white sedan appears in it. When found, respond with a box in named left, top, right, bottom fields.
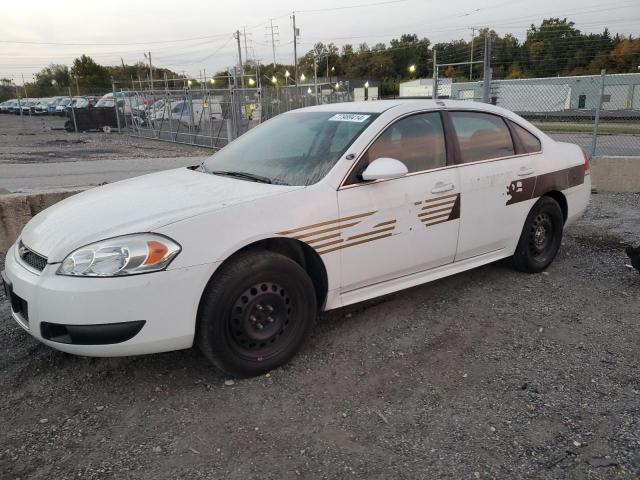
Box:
left=2, top=100, right=591, bottom=377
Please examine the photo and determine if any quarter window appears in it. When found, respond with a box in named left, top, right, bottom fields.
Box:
left=450, top=111, right=515, bottom=163
left=346, top=112, right=446, bottom=185
left=512, top=122, right=541, bottom=153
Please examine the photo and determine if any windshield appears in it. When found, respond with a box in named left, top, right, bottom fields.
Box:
left=202, top=111, right=377, bottom=186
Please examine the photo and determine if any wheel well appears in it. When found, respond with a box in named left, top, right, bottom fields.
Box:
left=543, top=190, right=568, bottom=223
left=225, top=238, right=329, bottom=310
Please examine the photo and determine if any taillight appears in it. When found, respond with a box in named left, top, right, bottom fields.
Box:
left=581, top=148, right=591, bottom=174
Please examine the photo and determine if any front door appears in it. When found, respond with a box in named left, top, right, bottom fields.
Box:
left=334, top=111, right=461, bottom=292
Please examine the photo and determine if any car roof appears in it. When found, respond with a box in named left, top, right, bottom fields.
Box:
left=290, top=99, right=512, bottom=115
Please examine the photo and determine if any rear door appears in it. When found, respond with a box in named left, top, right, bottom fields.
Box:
left=449, top=110, right=541, bottom=260
left=336, top=111, right=461, bottom=292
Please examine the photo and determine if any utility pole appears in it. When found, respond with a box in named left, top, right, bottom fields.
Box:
left=148, top=51, right=153, bottom=86
left=235, top=30, right=245, bottom=88
left=292, top=13, right=298, bottom=85
left=266, top=19, right=279, bottom=69
left=469, top=27, right=476, bottom=80
left=482, top=33, right=492, bottom=103
left=243, top=27, right=249, bottom=63
left=432, top=48, right=438, bottom=100
left=144, top=51, right=153, bottom=88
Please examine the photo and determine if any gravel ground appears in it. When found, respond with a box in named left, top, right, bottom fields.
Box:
left=0, top=114, right=210, bottom=165
left=1, top=192, right=639, bottom=480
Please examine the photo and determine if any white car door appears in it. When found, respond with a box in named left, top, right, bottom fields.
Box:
left=334, top=111, right=461, bottom=293
left=450, top=110, right=541, bottom=260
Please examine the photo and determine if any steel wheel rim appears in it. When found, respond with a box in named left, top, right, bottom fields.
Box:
left=225, top=282, right=297, bottom=361
left=529, top=212, right=554, bottom=260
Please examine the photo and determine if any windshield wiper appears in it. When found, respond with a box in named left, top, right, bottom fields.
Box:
left=209, top=170, right=272, bottom=184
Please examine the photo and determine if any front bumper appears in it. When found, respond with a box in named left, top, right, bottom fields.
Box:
left=3, top=243, right=219, bottom=357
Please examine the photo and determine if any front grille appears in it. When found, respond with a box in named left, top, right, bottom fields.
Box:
left=18, top=241, right=48, bottom=272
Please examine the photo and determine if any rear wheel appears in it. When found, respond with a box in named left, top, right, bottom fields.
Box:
left=197, top=250, right=316, bottom=377
left=512, top=196, right=564, bottom=273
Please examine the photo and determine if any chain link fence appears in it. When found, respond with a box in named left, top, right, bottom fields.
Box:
left=120, top=78, right=352, bottom=149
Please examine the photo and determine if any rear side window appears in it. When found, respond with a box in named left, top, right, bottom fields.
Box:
left=512, top=123, right=542, bottom=153
left=345, top=112, right=446, bottom=185
left=450, top=111, right=515, bottom=163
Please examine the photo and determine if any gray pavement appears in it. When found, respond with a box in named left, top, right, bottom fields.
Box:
left=0, top=156, right=208, bottom=192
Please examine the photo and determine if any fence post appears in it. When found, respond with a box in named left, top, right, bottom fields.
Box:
left=68, top=87, right=78, bottom=133
left=590, top=69, right=606, bottom=157
left=482, top=34, right=492, bottom=103
left=432, top=48, right=438, bottom=100
left=112, top=78, right=121, bottom=133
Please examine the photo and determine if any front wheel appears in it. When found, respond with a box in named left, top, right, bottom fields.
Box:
left=512, top=196, right=564, bottom=273
left=197, top=250, right=317, bottom=377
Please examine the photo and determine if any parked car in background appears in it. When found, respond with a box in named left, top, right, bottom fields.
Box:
left=34, top=98, right=52, bottom=115
left=55, top=98, right=71, bottom=116
left=1, top=100, right=591, bottom=377
left=17, top=100, right=36, bottom=115
left=0, top=99, right=17, bottom=113
left=149, top=98, right=223, bottom=128
left=47, top=97, right=65, bottom=115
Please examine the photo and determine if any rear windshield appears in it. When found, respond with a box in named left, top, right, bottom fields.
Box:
left=202, top=111, right=378, bottom=186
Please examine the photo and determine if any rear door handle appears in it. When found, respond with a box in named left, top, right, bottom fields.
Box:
left=431, top=182, right=455, bottom=194
left=517, top=167, right=535, bottom=176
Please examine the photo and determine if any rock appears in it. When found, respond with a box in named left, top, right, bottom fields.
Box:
left=152, top=446, right=162, bottom=453
left=39, top=418, right=48, bottom=424
left=573, top=441, right=581, bottom=447
left=586, top=457, right=618, bottom=467
left=95, top=406, right=104, bottom=411
left=224, top=379, right=235, bottom=386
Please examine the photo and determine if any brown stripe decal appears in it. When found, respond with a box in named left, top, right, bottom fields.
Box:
left=419, top=206, right=452, bottom=217
left=312, top=238, right=344, bottom=250
left=317, top=233, right=394, bottom=255
left=277, top=211, right=376, bottom=235
left=291, top=221, right=360, bottom=240
left=506, top=165, right=584, bottom=206
left=423, top=218, right=450, bottom=227
left=421, top=199, right=456, bottom=210
left=374, top=219, right=397, bottom=228
left=347, top=226, right=395, bottom=241
left=305, top=233, right=341, bottom=245
left=424, top=193, right=458, bottom=203
left=448, top=193, right=461, bottom=221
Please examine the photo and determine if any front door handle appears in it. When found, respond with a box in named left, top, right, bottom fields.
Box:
left=517, top=167, right=535, bottom=176
left=431, top=182, right=455, bottom=194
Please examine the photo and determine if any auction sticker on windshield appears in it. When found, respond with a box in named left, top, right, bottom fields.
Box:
left=328, top=113, right=371, bottom=123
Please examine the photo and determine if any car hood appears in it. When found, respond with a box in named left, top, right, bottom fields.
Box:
left=20, top=167, right=302, bottom=262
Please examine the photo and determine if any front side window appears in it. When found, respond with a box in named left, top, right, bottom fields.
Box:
left=450, top=111, right=515, bottom=163
left=345, top=112, right=446, bottom=185
left=202, top=111, right=377, bottom=186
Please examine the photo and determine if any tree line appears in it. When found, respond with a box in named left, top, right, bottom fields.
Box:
left=2, top=18, right=638, bottom=101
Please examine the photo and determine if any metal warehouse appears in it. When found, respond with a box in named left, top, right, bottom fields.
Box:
left=400, top=73, right=640, bottom=112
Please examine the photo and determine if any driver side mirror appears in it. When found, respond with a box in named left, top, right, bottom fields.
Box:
left=361, top=157, right=408, bottom=181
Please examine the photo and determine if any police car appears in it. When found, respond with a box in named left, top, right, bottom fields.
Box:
left=2, top=100, right=591, bottom=377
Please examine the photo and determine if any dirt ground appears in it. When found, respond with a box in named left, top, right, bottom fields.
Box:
left=0, top=114, right=210, bottom=165
left=1, top=192, right=639, bottom=480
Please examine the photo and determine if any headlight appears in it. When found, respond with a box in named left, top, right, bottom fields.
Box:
left=57, top=233, right=181, bottom=277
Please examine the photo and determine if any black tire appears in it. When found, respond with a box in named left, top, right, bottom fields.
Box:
left=512, top=196, right=564, bottom=273
left=64, top=120, right=74, bottom=132
left=197, top=250, right=317, bottom=377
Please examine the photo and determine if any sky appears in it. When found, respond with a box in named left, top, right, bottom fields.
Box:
left=1, top=0, right=638, bottom=84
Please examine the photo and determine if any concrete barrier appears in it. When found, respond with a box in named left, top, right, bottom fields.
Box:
left=0, top=189, right=83, bottom=253
left=0, top=156, right=638, bottom=255
left=591, top=156, right=640, bottom=193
